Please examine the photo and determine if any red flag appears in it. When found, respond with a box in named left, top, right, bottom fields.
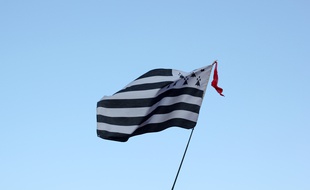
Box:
left=211, top=61, right=224, bottom=96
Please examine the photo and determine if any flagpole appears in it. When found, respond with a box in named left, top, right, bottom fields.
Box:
left=171, top=127, right=195, bottom=190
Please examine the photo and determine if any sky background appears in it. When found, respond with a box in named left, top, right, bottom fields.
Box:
left=1, top=0, right=309, bottom=189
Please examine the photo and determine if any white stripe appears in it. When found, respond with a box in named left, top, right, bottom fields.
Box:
left=103, top=88, right=160, bottom=100
left=124, top=76, right=176, bottom=88
left=97, top=123, right=137, bottom=134
left=97, top=110, right=198, bottom=134
left=97, top=107, right=148, bottom=117
left=97, top=94, right=202, bottom=117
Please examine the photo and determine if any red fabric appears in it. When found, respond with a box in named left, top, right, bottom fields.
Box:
left=211, top=61, right=224, bottom=96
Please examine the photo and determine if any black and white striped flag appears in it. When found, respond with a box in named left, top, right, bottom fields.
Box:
left=97, top=62, right=218, bottom=142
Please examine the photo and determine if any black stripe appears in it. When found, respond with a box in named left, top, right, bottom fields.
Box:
left=133, top=118, right=196, bottom=135
left=97, top=102, right=200, bottom=125
left=97, top=87, right=204, bottom=108
left=115, top=81, right=173, bottom=94
left=135, top=69, right=172, bottom=80
left=97, top=130, right=130, bottom=142
left=97, top=118, right=196, bottom=142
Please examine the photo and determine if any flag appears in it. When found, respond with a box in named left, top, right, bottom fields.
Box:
left=97, top=62, right=221, bottom=142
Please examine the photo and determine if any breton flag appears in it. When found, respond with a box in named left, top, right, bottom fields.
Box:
left=97, top=61, right=223, bottom=142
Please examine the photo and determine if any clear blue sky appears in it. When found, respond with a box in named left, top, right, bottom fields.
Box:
left=1, top=0, right=309, bottom=189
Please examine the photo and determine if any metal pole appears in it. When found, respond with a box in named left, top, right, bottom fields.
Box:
left=171, top=127, right=195, bottom=190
